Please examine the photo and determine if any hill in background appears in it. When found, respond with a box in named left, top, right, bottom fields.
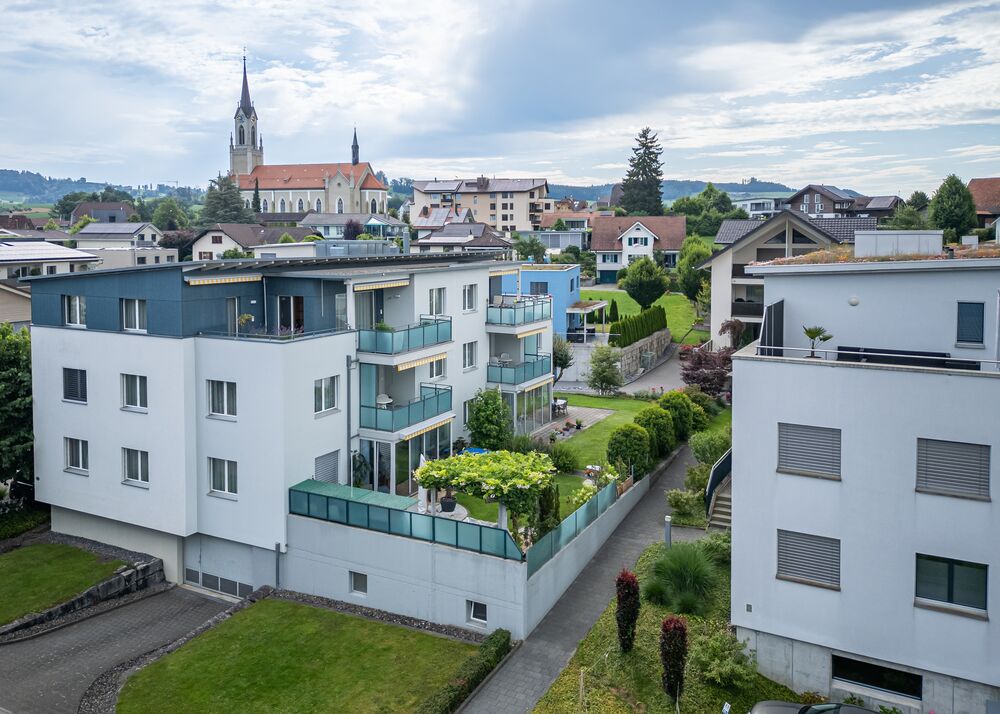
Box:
left=548, top=178, right=796, bottom=203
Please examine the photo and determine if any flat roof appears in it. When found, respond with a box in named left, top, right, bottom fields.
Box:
left=290, top=479, right=417, bottom=510
left=748, top=244, right=1000, bottom=274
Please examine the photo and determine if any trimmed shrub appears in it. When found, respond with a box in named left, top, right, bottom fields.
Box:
left=688, top=624, right=756, bottom=689
left=690, top=403, right=709, bottom=433
left=660, top=616, right=688, bottom=699
left=658, top=391, right=695, bottom=440
left=549, top=441, right=580, bottom=473
left=419, top=629, right=512, bottom=713
left=634, top=407, right=676, bottom=457
left=607, top=423, right=651, bottom=477
left=684, top=463, right=711, bottom=493
left=666, top=489, right=701, bottom=517
left=682, top=384, right=720, bottom=416
left=608, top=305, right=667, bottom=347
left=615, top=569, right=641, bottom=653
left=699, top=529, right=732, bottom=566
left=642, top=542, right=718, bottom=616
left=689, top=426, right=731, bottom=466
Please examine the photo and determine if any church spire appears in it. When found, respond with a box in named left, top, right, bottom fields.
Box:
left=239, top=53, right=254, bottom=117
left=352, top=127, right=359, bottom=165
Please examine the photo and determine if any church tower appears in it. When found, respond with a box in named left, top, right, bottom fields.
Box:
left=352, top=127, right=360, bottom=166
left=229, top=56, right=263, bottom=177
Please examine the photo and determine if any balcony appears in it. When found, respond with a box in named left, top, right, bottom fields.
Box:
left=357, top=316, right=452, bottom=354
left=360, top=384, right=452, bottom=432
left=488, top=353, right=551, bottom=385
left=486, top=294, right=552, bottom=326
left=732, top=300, right=764, bottom=317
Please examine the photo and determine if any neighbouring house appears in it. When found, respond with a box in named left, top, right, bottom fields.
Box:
left=539, top=211, right=600, bottom=231
left=31, top=217, right=70, bottom=229
left=968, top=177, right=1000, bottom=229
left=399, top=199, right=413, bottom=221
left=189, top=224, right=319, bottom=260
left=78, top=246, right=178, bottom=269
left=591, top=215, right=687, bottom=283
left=253, top=239, right=400, bottom=260
left=0, top=213, right=35, bottom=230
left=0, top=227, right=75, bottom=244
left=411, top=222, right=511, bottom=255
left=517, top=229, right=588, bottom=254
left=299, top=212, right=408, bottom=241
left=255, top=211, right=311, bottom=227
left=74, top=222, right=164, bottom=249
left=500, top=263, right=595, bottom=340
left=69, top=201, right=136, bottom=224
left=0, top=240, right=100, bottom=328
left=726, top=233, right=1000, bottom=713
left=410, top=207, right=474, bottom=239
left=730, top=194, right=792, bottom=219
left=784, top=185, right=902, bottom=219
left=411, top=177, right=554, bottom=232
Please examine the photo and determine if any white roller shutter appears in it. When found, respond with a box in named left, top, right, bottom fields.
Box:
left=777, top=529, right=840, bottom=589
left=916, top=438, right=990, bottom=500
left=777, top=423, right=841, bottom=479
left=314, top=450, right=340, bottom=483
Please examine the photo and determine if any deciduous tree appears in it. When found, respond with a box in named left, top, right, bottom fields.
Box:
left=0, top=324, right=32, bottom=486
left=930, top=174, right=977, bottom=240
left=552, top=336, right=574, bottom=383
left=466, top=388, right=513, bottom=450
left=619, top=257, right=669, bottom=310
left=513, top=234, right=546, bottom=262
left=587, top=345, right=623, bottom=395
left=151, top=198, right=189, bottom=231
left=677, top=236, right=712, bottom=301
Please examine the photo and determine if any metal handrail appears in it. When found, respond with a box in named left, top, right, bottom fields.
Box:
left=357, top=315, right=452, bottom=354
left=704, top=449, right=732, bottom=514
left=752, top=343, right=999, bottom=370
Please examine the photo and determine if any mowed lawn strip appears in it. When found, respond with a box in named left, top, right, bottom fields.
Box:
left=457, top=472, right=587, bottom=523
left=0, top=543, right=123, bottom=625
left=556, top=393, right=654, bottom=467
left=118, top=598, right=478, bottom=714
left=580, top=290, right=708, bottom=345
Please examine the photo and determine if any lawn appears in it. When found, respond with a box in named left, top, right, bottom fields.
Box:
left=555, top=393, right=654, bottom=467
left=707, top=406, right=732, bottom=434
left=579, top=290, right=709, bottom=345
left=534, top=543, right=802, bottom=713
left=117, top=598, right=477, bottom=714
left=0, top=543, right=123, bottom=625
left=457, top=472, right=588, bottom=523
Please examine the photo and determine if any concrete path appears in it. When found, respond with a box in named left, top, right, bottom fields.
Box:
left=463, top=447, right=702, bottom=714
left=0, top=587, right=228, bottom=714
left=621, top=350, right=685, bottom=394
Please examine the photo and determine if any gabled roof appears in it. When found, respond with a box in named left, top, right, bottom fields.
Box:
left=715, top=219, right=766, bottom=245
left=300, top=213, right=405, bottom=227
left=77, top=222, right=158, bottom=236
left=702, top=210, right=841, bottom=267
left=858, top=195, right=902, bottom=210
left=417, top=222, right=511, bottom=248
left=360, top=173, right=386, bottom=190
left=411, top=207, right=474, bottom=229
left=70, top=202, right=135, bottom=220
left=787, top=184, right=859, bottom=202
left=968, top=178, right=1000, bottom=214
left=412, top=177, right=548, bottom=194
left=196, top=223, right=320, bottom=249
left=715, top=214, right=877, bottom=246
left=590, top=215, right=686, bottom=252
left=237, top=163, right=385, bottom=191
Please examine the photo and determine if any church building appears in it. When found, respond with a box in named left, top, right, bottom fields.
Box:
left=228, top=59, right=389, bottom=215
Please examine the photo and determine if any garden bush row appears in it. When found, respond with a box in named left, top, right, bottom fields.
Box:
left=608, top=305, right=667, bottom=347
left=418, top=628, right=513, bottom=713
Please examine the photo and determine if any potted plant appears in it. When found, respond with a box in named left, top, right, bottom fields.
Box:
left=549, top=431, right=559, bottom=444
left=439, top=488, right=457, bottom=512
left=452, top=436, right=469, bottom=453
left=575, top=418, right=583, bottom=430
left=802, top=325, right=833, bottom=358
left=565, top=420, right=574, bottom=429
left=375, top=321, right=394, bottom=332
left=679, top=343, right=694, bottom=361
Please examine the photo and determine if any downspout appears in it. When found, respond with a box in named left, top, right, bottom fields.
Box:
left=262, top=276, right=268, bottom=332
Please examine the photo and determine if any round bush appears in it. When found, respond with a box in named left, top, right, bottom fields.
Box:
left=690, top=403, right=709, bottom=433
left=607, top=423, right=651, bottom=477
left=689, top=426, right=731, bottom=466
left=634, top=407, right=676, bottom=457
left=549, top=441, right=580, bottom=473
left=684, top=463, right=711, bottom=492
left=682, top=384, right=720, bottom=416
left=658, top=391, right=695, bottom=440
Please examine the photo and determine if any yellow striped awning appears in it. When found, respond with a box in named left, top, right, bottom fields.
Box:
left=396, top=352, right=447, bottom=372
left=525, top=377, right=554, bottom=392
left=404, top=416, right=453, bottom=441
left=518, top=327, right=547, bottom=339
left=354, top=279, right=410, bottom=292
left=186, top=275, right=261, bottom=286
left=489, top=268, right=518, bottom=277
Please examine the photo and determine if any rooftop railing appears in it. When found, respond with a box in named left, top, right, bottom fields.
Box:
left=487, top=352, right=551, bottom=385
left=197, top=325, right=350, bottom=342
left=732, top=300, right=764, bottom=317
left=360, top=383, right=452, bottom=432
left=486, top=294, right=552, bottom=326
left=526, top=480, right=618, bottom=578
left=357, top=316, right=452, bottom=354
left=753, top=344, right=990, bottom=372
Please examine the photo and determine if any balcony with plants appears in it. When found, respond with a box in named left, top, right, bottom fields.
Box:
left=359, top=362, right=453, bottom=433
left=357, top=316, right=452, bottom=355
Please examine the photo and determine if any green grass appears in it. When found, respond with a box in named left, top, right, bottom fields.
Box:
left=0, top=503, right=50, bottom=540
left=579, top=290, right=708, bottom=345
left=0, top=543, right=123, bottom=625
left=555, top=393, right=654, bottom=467
left=534, top=543, right=802, bottom=713
left=118, top=598, right=477, bottom=714
left=706, top=406, right=732, bottom=434
left=457, top=473, right=588, bottom=523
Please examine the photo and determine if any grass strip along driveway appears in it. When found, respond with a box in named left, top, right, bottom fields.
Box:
left=118, top=598, right=478, bottom=714
left=580, top=290, right=708, bottom=345
left=0, top=542, right=123, bottom=626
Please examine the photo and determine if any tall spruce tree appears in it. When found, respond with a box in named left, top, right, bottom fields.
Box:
left=201, top=175, right=256, bottom=224
left=620, top=127, right=664, bottom=215
left=251, top=178, right=261, bottom=213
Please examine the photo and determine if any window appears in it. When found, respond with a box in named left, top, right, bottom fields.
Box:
left=429, top=358, right=445, bottom=378
left=46, top=266, right=56, bottom=275
left=815, top=204, right=824, bottom=212
left=121, top=374, right=148, bottom=410
left=429, top=287, right=445, bottom=315
left=462, top=283, right=477, bottom=311
left=777, top=423, right=841, bottom=479
left=463, top=341, right=477, bottom=369
left=916, top=438, right=990, bottom=500
left=315, top=450, right=340, bottom=483
left=464, top=398, right=474, bottom=425
left=63, top=367, right=87, bottom=403
left=262, top=199, right=268, bottom=212
left=209, top=457, right=238, bottom=494
left=831, top=655, right=922, bottom=700
left=467, top=599, right=487, bottom=624
left=63, top=295, right=86, bottom=326
left=136, top=257, right=147, bottom=265
left=65, top=437, right=88, bottom=473
left=280, top=199, right=286, bottom=212
left=916, top=554, right=987, bottom=612
left=154, top=256, right=160, bottom=264
left=212, top=235, right=222, bottom=244
left=315, top=198, right=322, bottom=212
left=799, top=203, right=807, bottom=212
left=314, top=376, right=338, bottom=413
left=957, top=302, right=985, bottom=344
left=297, top=198, right=304, bottom=212
left=122, top=447, right=149, bottom=483
left=166, top=255, right=175, bottom=263
left=208, top=380, right=237, bottom=417
left=199, top=251, right=212, bottom=260
left=776, top=529, right=840, bottom=589
left=122, top=298, right=147, bottom=332
left=351, top=571, right=368, bottom=594
left=529, top=281, right=549, bottom=295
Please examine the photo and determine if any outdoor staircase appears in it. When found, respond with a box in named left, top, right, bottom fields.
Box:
left=707, top=475, right=732, bottom=530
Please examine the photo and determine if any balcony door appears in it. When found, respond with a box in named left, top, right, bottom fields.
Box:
left=278, top=295, right=304, bottom=333
left=355, top=290, right=384, bottom=330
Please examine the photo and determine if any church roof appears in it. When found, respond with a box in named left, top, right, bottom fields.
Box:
left=236, top=57, right=256, bottom=119
left=360, top=173, right=387, bottom=190
left=237, top=163, right=385, bottom=191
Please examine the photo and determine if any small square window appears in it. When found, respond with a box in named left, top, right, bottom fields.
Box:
left=122, top=373, right=148, bottom=410
left=208, top=380, right=237, bottom=417
left=468, top=599, right=487, bottom=624
left=63, top=367, right=88, bottom=403
left=350, top=571, right=368, bottom=594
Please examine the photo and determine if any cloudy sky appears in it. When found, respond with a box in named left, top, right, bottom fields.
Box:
left=2, top=0, right=999, bottom=195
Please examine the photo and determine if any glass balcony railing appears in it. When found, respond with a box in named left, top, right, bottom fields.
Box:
left=487, top=353, right=551, bottom=385
left=486, top=295, right=552, bottom=326
left=360, top=384, right=452, bottom=432
left=357, top=316, right=452, bottom=354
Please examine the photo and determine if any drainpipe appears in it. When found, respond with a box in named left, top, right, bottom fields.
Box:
left=345, top=355, right=357, bottom=484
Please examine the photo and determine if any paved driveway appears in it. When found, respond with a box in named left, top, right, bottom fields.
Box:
left=0, top=588, right=228, bottom=714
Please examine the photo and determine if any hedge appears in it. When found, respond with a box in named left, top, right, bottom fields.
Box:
left=419, top=628, right=513, bottom=713
left=608, top=305, right=667, bottom=347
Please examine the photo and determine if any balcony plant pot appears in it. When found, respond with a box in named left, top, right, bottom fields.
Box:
left=439, top=494, right=457, bottom=513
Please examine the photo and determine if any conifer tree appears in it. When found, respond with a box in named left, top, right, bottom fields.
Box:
left=620, top=127, right=664, bottom=215
left=251, top=178, right=261, bottom=213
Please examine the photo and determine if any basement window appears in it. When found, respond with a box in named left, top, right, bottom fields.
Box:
left=467, top=600, right=488, bottom=625
left=832, top=654, right=922, bottom=700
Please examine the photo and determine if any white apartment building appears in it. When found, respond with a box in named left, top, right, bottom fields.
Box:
left=728, top=235, right=1000, bottom=713
left=411, top=177, right=554, bottom=232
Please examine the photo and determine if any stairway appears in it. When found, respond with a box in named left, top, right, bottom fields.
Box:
left=707, top=478, right=732, bottom=529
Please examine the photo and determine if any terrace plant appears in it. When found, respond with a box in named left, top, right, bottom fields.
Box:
left=802, top=325, right=832, bottom=358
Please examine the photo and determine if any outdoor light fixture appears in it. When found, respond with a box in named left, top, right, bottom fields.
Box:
left=848, top=296, right=860, bottom=306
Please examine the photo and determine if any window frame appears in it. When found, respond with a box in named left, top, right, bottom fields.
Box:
left=350, top=570, right=368, bottom=595
left=63, top=295, right=86, bottom=327
left=122, top=447, right=150, bottom=484
left=915, top=553, right=988, bottom=614
left=956, top=301, right=985, bottom=346
left=209, top=456, right=238, bottom=495
left=463, top=341, right=477, bottom=369
left=121, top=373, right=148, bottom=411
left=462, top=283, right=477, bottom=311
left=208, top=380, right=237, bottom=418
left=62, top=367, right=88, bottom=403
left=64, top=437, right=89, bottom=474
left=467, top=599, right=488, bottom=625
left=429, top=287, right=446, bottom=316
left=429, top=357, right=445, bottom=379
left=121, top=298, right=147, bottom=333
left=314, top=375, right=339, bottom=414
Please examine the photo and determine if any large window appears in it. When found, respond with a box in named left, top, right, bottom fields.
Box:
left=122, top=447, right=149, bottom=483
left=429, top=287, right=445, bottom=316
left=209, top=457, right=238, bottom=495
left=957, top=301, right=985, bottom=345
left=122, top=298, right=147, bottom=332
left=314, top=376, right=339, bottom=413
left=915, top=554, right=987, bottom=612
left=65, top=437, right=88, bottom=473
left=831, top=655, right=922, bottom=700
left=463, top=341, right=477, bottom=369
left=429, top=358, right=445, bottom=379
left=776, top=529, right=840, bottom=589
left=63, top=295, right=86, bottom=327
left=63, top=368, right=87, bottom=403
left=916, top=438, right=990, bottom=500
left=777, top=423, right=841, bottom=479
left=208, top=380, right=237, bottom=417
left=121, top=374, right=148, bottom=410
left=462, top=284, right=477, bottom=311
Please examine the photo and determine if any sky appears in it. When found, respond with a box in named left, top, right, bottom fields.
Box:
left=1, top=0, right=999, bottom=196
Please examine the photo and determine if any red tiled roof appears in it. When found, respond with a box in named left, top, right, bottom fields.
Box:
left=360, top=173, right=388, bottom=190
left=237, top=163, right=385, bottom=191
left=968, top=177, right=1000, bottom=214
left=590, top=215, right=686, bottom=252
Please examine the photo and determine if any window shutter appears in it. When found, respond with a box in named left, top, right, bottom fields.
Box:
left=957, top=302, right=985, bottom=344
left=916, top=438, right=990, bottom=500
left=63, top=368, right=87, bottom=402
left=777, top=423, right=841, bottom=478
left=315, top=450, right=340, bottom=483
left=777, top=529, right=840, bottom=588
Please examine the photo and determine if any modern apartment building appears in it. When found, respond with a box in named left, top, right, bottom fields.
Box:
left=729, top=235, right=1000, bottom=713
left=411, top=177, right=554, bottom=232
